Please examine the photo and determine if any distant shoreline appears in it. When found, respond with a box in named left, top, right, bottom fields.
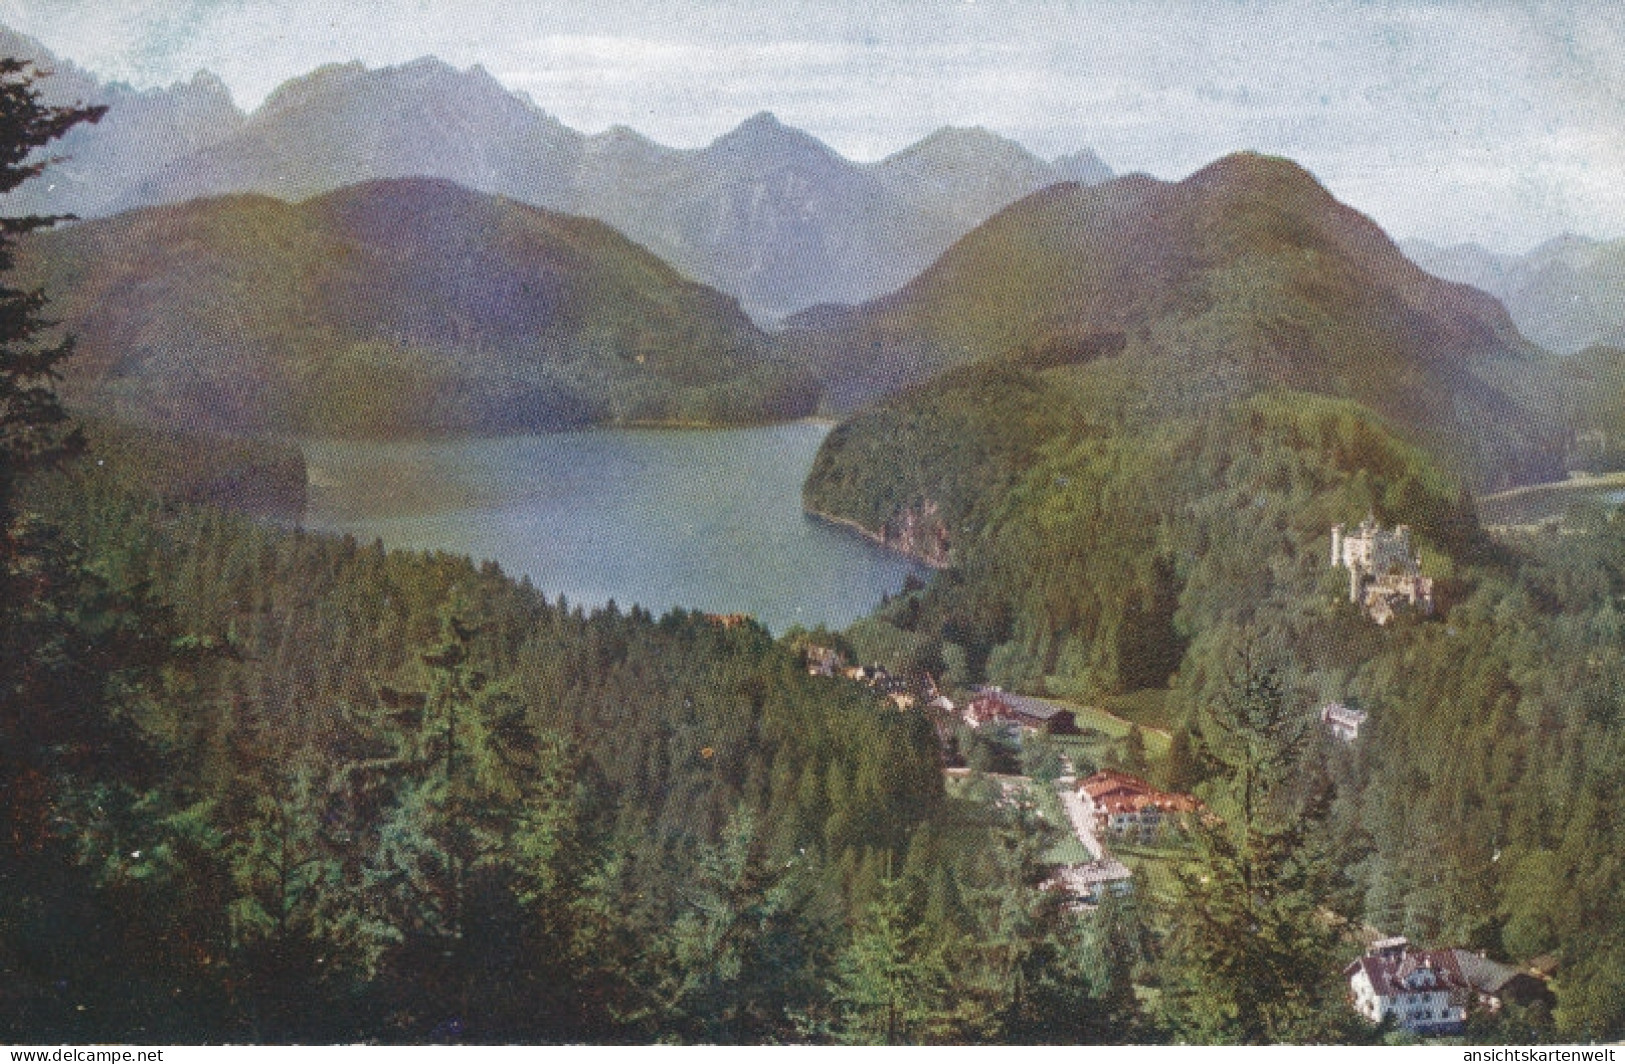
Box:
left=290, top=416, right=837, bottom=457
left=1477, top=469, right=1625, bottom=504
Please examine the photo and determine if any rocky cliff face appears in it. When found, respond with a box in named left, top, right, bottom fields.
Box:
left=0, top=25, right=246, bottom=220
left=878, top=499, right=954, bottom=568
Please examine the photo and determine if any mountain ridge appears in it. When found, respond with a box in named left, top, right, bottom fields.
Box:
left=2, top=27, right=1114, bottom=318
left=1403, top=233, right=1625, bottom=355
left=789, top=151, right=1561, bottom=493
left=17, top=177, right=814, bottom=439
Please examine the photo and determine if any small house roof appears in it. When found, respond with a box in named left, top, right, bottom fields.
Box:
left=1345, top=948, right=1469, bottom=996
left=1450, top=950, right=1526, bottom=996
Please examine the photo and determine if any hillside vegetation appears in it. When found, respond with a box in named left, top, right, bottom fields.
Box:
left=73, top=417, right=308, bottom=519
left=786, top=153, right=1564, bottom=492
left=18, top=178, right=816, bottom=438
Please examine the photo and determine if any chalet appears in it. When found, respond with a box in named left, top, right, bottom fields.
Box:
left=1345, top=938, right=1470, bottom=1035
left=961, top=688, right=1078, bottom=734
left=704, top=612, right=753, bottom=629
left=1343, top=938, right=1550, bottom=1035
left=962, top=689, right=1014, bottom=729
left=1320, top=702, right=1368, bottom=742
left=842, top=663, right=892, bottom=687
left=1001, top=694, right=1079, bottom=735
left=1449, top=950, right=1556, bottom=1015
left=1076, top=770, right=1200, bottom=839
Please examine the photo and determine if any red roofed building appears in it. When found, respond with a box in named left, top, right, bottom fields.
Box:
left=962, top=690, right=1015, bottom=729
left=1076, top=770, right=1200, bottom=839
left=1344, top=938, right=1469, bottom=1034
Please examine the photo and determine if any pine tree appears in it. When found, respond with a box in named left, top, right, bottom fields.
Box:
left=1158, top=645, right=1355, bottom=1043
left=0, top=62, right=192, bottom=1043
left=654, top=807, right=820, bottom=1042
left=226, top=761, right=392, bottom=1040
left=832, top=865, right=949, bottom=1044
left=1, top=58, right=107, bottom=812
left=955, top=785, right=1121, bottom=1043
left=1122, top=724, right=1148, bottom=776
left=0, top=59, right=102, bottom=526
left=1162, top=724, right=1202, bottom=792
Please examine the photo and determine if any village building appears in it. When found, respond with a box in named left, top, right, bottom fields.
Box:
left=1331, top=516, right=1435, bottom=624
left=962, top=688, right=1014, bottom=729
left=1320, top=701, right=1369, bottom=742
left=1449, top=950, right=1557, bottom=1015
left=1053, top=858, right=1135, bottom=906
left=961, top=688, right=1078, bottom=734
left=1345, top=938, right=1470, bottom=1034
left=1076, top=769, right=1200, bottom=839
left=1344, top=938, right=1553, bottom=1035
left=1001, top=693, right=1079, bottom=734
left=842, top=663, right=891, bottom=687
left=804, top=644, right=840, bottom=677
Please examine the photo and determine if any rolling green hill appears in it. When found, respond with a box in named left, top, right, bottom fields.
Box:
left=19, top=178, right=816, bottom=438
left=799, top=153, right=1542, bottom=707
left=787, top=152, right=1564, bottom=493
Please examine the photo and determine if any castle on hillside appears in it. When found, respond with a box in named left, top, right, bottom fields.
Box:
left=1331, top=517, right=1435, bottom=625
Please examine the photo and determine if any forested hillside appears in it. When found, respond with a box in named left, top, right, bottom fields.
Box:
left=786, top=153, right=1564, bottom=492
left=17, top=178, right=816, bottom=438
left=6, top=459, right=1168, bottom=1043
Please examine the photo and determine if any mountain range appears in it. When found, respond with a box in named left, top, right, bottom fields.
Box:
left=0, top=26, right=244, bottom=221
left=3, top=25, right=1111, bottom=319
left=1402, top=235, right=1625, bottom=356
left=16, top=178, right=811, bottom=437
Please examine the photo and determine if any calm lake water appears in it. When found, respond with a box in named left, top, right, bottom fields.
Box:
left=1477, top=479, right=1625, bottom=527
left=301, top=422, right=924, bottom=633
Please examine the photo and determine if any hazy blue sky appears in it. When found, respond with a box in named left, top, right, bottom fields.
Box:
left=3, top=0, right=1621, bottom=251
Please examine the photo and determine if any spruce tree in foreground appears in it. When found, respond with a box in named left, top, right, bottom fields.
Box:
left=0, top=60, right=202, bottom=1041
left=0, top=58, right=102, bottom=518
left=1157, top=644, right=1361, bottom=1044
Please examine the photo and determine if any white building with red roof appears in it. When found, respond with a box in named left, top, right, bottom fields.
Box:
left=1076, top=770, right=1200, bottom=839
left=1344, top=938, right=1469, bottom=1035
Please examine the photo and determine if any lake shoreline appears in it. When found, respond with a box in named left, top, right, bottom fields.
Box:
left=297, top=423, right=922, bottom=633
left=803, top=506, right=950, bottom=570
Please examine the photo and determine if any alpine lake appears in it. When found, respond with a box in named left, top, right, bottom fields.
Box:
left=300, top=421, right=925, bottom=634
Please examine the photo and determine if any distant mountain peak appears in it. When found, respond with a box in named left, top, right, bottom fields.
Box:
left=1529, top=232, right=1595, bottom=258
left=185, top=69, right=231, bottom=94
left=254, top=55, right=518, bottom=121
left=1050, top=147, right=1113, bottom=185
left=706, top=110, right=838, bottom=162
left=257, top=60, right=366, bottom=116
left=883, top=126, right=1045, bottom=169
left=589, top=124, right=659, bottom=148
left=398, top=54, right=457, bottom=74
left=916, top=125, right=1016, bottom=148
left=737, top=110, right=787, bottom=132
